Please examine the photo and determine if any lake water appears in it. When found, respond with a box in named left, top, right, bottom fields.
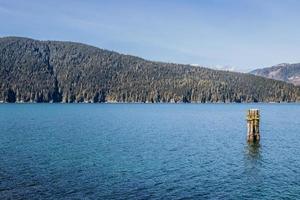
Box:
left=0, top=104, right=300, bottom=199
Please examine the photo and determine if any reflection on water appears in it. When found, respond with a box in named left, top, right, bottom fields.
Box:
left=243, top=142, right=263, bottom=179
left=242, top=142, right=265, bottom=198
left=245, top=142, right=261, bottom=160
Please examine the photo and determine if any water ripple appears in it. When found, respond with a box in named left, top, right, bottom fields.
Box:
left=0, top=104, right=300, bottom=199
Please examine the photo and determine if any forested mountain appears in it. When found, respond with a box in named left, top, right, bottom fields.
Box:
left=250, top=63, right=300, bottom=86
left=0, top=37, right=299, bottom=103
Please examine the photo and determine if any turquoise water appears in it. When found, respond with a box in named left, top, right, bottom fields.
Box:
left=0, top=104, right=300, bottom=199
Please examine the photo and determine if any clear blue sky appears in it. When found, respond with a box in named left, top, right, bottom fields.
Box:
left=1, top=0, right=300, bottom=71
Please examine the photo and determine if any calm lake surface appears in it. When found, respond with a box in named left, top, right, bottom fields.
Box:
left=0, top=104, right=300, bottom=199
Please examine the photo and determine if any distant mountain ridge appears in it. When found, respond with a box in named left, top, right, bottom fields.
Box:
left=250, top=63, right=300, bottom=86
left=0, top=36, right=300, bottom=103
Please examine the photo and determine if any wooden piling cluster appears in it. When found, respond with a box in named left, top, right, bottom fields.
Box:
left=247, top=109, right=260, bottom=142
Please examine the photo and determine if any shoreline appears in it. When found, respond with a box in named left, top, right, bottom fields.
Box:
left=0, top=101, right=299, bottom=104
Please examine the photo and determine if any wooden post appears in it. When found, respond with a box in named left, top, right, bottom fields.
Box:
left=246, top=109, right=260, bottom=142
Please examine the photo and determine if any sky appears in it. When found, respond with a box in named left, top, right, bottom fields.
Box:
left=1, top=0, right=300, bottom=72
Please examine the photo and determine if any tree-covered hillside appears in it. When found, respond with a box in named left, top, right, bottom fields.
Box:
left=1, top=37, right=299, bottom=103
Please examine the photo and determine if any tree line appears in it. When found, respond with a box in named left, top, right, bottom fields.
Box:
left=1, top=37, right=300, bottom=103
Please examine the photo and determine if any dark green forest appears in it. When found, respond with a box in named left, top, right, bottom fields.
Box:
left=1, top=37, right=300, bottom=103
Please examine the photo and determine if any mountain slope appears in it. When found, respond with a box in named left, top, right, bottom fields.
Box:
left=0, top=36, right=299, bottom=103
left=250, top=63, right=300, bottom=86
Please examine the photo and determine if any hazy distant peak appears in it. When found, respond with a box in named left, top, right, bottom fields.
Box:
left=274, top=63, right=290, bottom=67
left=250, top=63, right=300, bottom=86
